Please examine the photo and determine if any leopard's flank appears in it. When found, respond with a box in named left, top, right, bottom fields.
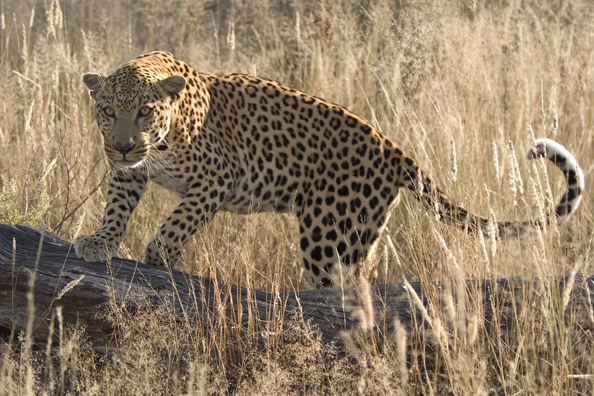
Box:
left=75, top=51, right=584, bottom=287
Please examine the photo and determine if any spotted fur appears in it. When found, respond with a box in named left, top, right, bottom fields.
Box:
left=74, top=51, right=584, bottom=287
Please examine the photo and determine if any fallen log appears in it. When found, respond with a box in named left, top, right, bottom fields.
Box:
left=0, top=223, right=592, bottom=355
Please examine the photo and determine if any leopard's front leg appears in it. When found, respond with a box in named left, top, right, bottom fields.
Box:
left=144, top=189, right=225, bottom=268
left=74, top=170, right=147, bottom=263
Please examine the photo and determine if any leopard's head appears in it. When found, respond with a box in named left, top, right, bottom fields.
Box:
left=83, top=67, right=186, bottom=169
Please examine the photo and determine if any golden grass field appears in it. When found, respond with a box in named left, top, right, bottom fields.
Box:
left=1, top=0, right=594, bottom=394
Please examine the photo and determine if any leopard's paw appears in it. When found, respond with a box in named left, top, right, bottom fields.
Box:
left=74, top=235, right=119, bottom=263
left=144, top=237, right=180, bottom=269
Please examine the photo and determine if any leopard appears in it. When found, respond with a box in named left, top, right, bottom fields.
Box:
left=74, top=51, right=584, bottom=288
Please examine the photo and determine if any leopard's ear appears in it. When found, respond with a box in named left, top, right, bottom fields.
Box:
left=83, top=73, right=105, bottom=98
left=154, top=75, right=186, bottom=101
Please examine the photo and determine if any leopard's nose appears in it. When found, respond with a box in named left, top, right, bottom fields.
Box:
left=114, top=141, right=135, bottom=154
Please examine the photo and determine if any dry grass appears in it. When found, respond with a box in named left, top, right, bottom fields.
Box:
left=1, top=0, right=594, bottom=394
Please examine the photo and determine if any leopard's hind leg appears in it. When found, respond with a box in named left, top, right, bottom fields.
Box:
left=297, top=191, right=396, bottom=287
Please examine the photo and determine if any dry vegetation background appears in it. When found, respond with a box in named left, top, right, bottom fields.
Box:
left=1, top=0, right=594, bottom=394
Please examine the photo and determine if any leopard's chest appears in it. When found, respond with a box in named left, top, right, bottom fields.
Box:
left=147, top=164, right=189, bottom=197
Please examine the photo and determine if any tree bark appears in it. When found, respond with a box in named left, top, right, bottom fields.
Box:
left=0, top=223, right=592, bottom=353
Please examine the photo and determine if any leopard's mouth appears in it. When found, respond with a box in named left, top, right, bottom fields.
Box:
left=105, top=137, right=169, bottom=170
left=104, top=142, right=150, bottom=169
left=107, top=152, right=147, bottom=169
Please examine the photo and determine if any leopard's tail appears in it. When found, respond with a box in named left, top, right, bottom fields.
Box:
left=408, top=138, right=584, bottom=239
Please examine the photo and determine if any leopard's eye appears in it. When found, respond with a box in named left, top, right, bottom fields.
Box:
left=103, top=107, right=115, bottom=117
left=139, top=106, right=152, bottom=117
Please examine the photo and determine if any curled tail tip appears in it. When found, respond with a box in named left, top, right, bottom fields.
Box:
left=526, top=138, right=565, bottom=159
left=526, top=138, right=584, bottom=224
left=526, top=139, right=579, bottom=172
left=526, top=138, right=584, bottom=181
